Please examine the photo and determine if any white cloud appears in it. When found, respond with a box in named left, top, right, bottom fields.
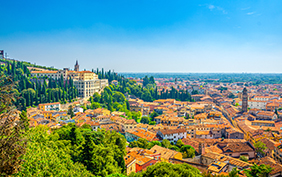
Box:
left=208, top=5, right=215, bottom=10
left=247, top=12, right=255, bottom=15
left=203, top=4, right=227, bottom=14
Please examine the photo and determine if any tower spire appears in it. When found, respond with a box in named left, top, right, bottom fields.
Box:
left=74, top=60, right=79, bottom=71
left=242, top=87, right=248, bottom=113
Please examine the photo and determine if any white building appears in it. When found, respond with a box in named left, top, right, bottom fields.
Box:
left=73, top=106, right=84, bottom=114
left=239, top=100, right=267, bottom=110
left=253, top=96, right=280, bottom=101
left=87, top=121, right=101, bottom=131
left=38, top=102, right=61, bottom=111
left=30, top=61, right=108, bottom=98
left=157, top=128, right=187, bottom=143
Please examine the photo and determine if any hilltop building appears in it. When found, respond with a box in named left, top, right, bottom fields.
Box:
left=30, top=61, right=108, bottom=98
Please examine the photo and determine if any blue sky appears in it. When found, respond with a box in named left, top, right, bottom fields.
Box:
left=1, top=0, right=282, bottom=73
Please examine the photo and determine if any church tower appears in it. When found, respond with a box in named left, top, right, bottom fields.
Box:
left=242, top=87, right=248, bottom=112
left=74, top=60, right=79, bottom=71
left=199, top=142, right=205, bottom=155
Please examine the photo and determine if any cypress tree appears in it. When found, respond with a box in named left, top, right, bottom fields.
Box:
left=22, top=98, right=27, bottom=111
left=26, top=92, right=31, bottom=107
left=19, top=110, right=29, bottom=131
left=60, top=75, right=64, bottom=88
left=7, top=64, right=10, bottom=74
left=30, top=91, right=33, bottom=106
left=48, top=91, right=51, bottom=103
left=48, top=77, right=52, bottom=88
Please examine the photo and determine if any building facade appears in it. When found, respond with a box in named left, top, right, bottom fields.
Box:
left=38, top=102, right=60, bottom=111
left=157, top=129, right=187, bottom=143
left=31, top=61, right=108, bottom=98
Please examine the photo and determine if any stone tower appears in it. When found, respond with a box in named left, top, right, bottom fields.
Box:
left=199, top=142, right=205, bottom=155
left=74, top=60, right=79, bottom=71
left=242, top=87, right=248, bottom=112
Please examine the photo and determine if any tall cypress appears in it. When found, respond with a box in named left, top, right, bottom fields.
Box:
left=48, top=77, right=52, bottom=88
left=30, top=91, right=34, bottom=107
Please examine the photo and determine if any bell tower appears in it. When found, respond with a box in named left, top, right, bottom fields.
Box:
left=74, top=60, right=79, bottom=71
left=199, top=142, right=205, bottom=155
left=242, top=87, right=248, bottom=112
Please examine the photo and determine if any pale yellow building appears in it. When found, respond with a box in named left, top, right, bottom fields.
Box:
left=30, top=61, right=108, bottom=98
left=38, top=102, right=60, bottom=111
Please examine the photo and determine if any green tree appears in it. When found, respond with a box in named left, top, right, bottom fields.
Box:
left=254, top=141, right=267, bottom=156
left=141, top=89, right=153, bottom=102
left=126, top=100, right=130, bottom=110
left=228, top=93, right=235, bottom=99
left=140, top=116, right=150, bottom=124
left=192, top=90, right=199, bottom=94
left=150, top=111, right=159, bottom=121
left=149, top=76, right=155, bottom=85
left=68, top=105, right=75, bottom=118
left=244, top=163, right=272, bottom=177
left=148, top=141, right=162, bottom=149
left=0, top=75, right=27, bottom=176
left=91, top=145, right=121, bottom=177
left=15, top=126, right=93, bottom=177
left=93, top=92, right=101, bottom=102
left=19, top=110, right=29, bottom=131
left=91, top=102, right=101, bottom=109
left=131, top=111, right=142, bottom=123
left=275, top=109, right=279, bottom=118
left=107, top=174, right=127, bottom=177
left=80, top=133, right=96, bottom=171
left=129, top=138, right=148, bottom=149
left=161, top=139, right=171, bottom=148
left=142, top=76, right=149, bottom=87
left=229, top=168, right=240, bottom=177
left=102, top=130, right=127, bottom=173
left=180, top=145, right=195, bottom=158
left=129, top=162, right=201, bottom=177
left=176, top=139, right=184, bottom=148
left=113, top=92, right=126, bottom=103
left=81, top=123, right=92, bottom=130
left=169, top=145, right=180, bottom=152
left=239, top=156, right=248, bottom=162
